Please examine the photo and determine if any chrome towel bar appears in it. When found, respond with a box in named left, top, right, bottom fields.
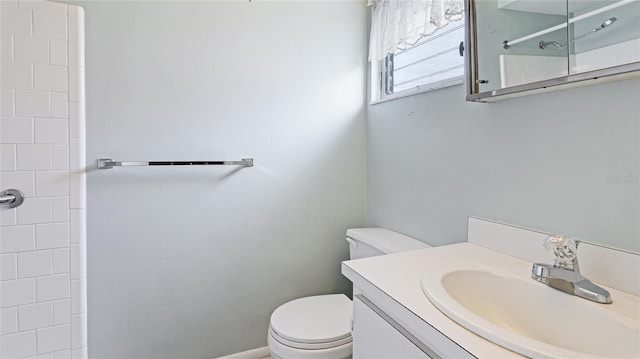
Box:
left=97, top=158, right=253, bottom=169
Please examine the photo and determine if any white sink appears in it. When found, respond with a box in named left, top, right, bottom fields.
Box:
left=422, top=267, right=640, bottom=358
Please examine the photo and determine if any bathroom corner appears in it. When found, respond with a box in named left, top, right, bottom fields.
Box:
left=0, top=1, right=87, bottom=357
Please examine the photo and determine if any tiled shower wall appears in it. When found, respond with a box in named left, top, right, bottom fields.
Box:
left=0, top=0, right=87, bottom=358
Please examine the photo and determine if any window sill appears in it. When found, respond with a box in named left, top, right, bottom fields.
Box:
left=370, top=76, right=464, bottom=106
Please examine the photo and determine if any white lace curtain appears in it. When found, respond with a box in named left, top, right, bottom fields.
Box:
left=368, top=0, right=465, bottom=62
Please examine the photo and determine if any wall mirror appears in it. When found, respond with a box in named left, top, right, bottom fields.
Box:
left=466, top=0, right=640, bottom=102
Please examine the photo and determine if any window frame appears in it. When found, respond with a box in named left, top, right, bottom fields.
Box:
left=370, top=22, right=466, bottom=105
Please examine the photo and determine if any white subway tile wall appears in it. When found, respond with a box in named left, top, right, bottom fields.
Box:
left=14, top=90, right=50, bottom=117
left=0, top=1, right=86, bottom=358
left=1, top=144, right=17, bottom=171
left=1, top=34, right=13, bottom=61
left=1, top=90, right=15, bottom=116
left=18, top=302, right=53, bottom=331
left=1, top=254, right=17, bottom=281
left=1, top=307, right=19, bottom=334
left=52, top=299, right=69, bottom=326
left=1, top=117, right=34, bottom=144
left=13, top=35, right=48, bottom=64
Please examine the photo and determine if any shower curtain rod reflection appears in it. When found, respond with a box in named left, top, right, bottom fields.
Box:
left=97, top=158, right=254, bottom=169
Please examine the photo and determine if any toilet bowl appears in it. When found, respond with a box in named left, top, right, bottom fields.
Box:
left=268, top=295, right=353, bottom=359
left=267, top=228, right=431, bottom=359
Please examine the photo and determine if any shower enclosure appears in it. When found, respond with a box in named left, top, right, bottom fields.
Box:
left=0, top=1, right=87, bottom=357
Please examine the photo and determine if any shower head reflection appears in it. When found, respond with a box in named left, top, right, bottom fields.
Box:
left=574, top=17, right=618, bottom=41
left=539, top=17, right=618, bottom=50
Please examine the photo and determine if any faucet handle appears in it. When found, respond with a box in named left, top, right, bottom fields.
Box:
left=543, top=235, right=579, bottom=270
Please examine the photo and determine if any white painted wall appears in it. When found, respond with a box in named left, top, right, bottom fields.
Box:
left=0, top=0, right=87, bottom=357
left=74, top=1, right=366, bottom=358
left=367, top=78, right=639, bottom=252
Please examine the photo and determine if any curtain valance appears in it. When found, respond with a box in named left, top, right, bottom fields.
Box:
left=368, top=0, right=465, bottom=61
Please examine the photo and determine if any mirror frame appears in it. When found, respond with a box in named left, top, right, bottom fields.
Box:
left=465, top=0, right=640, bottom=102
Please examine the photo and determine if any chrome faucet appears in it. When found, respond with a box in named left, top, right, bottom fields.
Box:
left=531, top=235, right=612, bottom=304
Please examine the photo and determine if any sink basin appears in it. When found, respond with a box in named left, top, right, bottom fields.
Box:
left=422, top=269, right=640, bottom=358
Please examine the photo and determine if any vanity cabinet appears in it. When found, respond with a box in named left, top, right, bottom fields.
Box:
left=353, top=295, right=431, bottom=358
left=465, top=0, right=640, bottom=101
left=351, top=294, right=475, bottom=359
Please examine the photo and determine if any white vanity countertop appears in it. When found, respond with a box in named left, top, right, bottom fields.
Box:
left=343, top=218, right=640, bottom=358
left=342, top=243, right=528, bottom=358
left=343, top=241, right=639, bottom=358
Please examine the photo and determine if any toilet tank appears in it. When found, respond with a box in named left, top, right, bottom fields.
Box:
left=346, top=228, right=430, bottom=260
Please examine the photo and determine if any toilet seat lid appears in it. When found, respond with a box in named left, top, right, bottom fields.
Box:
left=270, top=294, right=352, bottom=344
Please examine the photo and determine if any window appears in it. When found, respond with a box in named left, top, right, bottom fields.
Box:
left=374, top=19, right=465, bottom=103
left=367, top=0, right=466, bottom=103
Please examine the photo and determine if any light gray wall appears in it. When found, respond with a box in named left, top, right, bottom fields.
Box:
left=367, top=78, right=639, bottom=253
left=77, top=1, right=366, bottom=358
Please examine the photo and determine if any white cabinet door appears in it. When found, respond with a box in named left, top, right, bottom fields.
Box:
left=353, top=295, right=433, bottom=359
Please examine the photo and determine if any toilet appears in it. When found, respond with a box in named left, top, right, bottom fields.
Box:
left=267, top=228, right=431, bottom=359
